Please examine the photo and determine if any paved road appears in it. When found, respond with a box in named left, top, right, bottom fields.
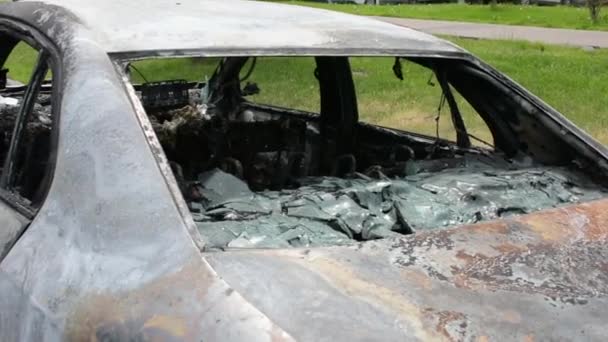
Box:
left=374, top=17, right=608, bottom=48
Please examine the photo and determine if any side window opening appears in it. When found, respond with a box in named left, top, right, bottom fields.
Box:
left=128, top=56, right=319, bottom=114
left=352, top=57, right=494, bottom=148
left=0, top=40, right=54, bottom=211
left=352, top=57, right=455, bottom=142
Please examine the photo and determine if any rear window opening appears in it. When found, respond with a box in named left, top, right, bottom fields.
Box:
left=123, top=56, right=607, bottom=250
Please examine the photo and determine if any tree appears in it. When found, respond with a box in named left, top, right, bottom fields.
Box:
left=588, top=0, right=602, bottom=24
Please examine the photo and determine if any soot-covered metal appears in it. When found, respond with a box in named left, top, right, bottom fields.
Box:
left=4, top=1, right=608, bottom=339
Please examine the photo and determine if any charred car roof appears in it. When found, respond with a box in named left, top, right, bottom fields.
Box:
left=9, top=0, right=463, bottom=56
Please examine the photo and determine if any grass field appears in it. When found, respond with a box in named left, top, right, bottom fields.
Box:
left=5, top=38, right=608, bottom=143
left=266, top=1, right=608, bottom=31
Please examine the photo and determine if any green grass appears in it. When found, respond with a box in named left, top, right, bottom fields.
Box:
left=4, top=43, right=40, bottom=82
left=455, top=38, right=608, bottom=142
left=266, top=1, right=608, bottom=31
left=6, top=38, right=608, bottom=144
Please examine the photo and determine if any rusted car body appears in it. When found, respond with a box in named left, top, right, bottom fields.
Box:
left=0, top=0, right=607, bottom=341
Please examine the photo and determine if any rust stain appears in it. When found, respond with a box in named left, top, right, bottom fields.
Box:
left=303, top=257, right=444, bottom=341
left=423, top=308, right=469, bottom=342
left=519, top=200, right=608, bottom=243
left=452, top=273, right=468, bottom=289
left=476, top=335, right=489, bottom=342
left=465, top=220, right=510, bottom=235
left=65, top=255, right=212, bottom=341
left=500, top=310, right=521, bottom=324
left=493, top=243, right=527, bottom=254
left=401, top=269, right=433, bottom=290
left=455, top=250, right=478, bottom=263
left=523, top=334, right=535, bottom=342
left=574, top=203, right=608, bottom=240
left=448, top=239, right=608, bottom=301
left=520, top=213, right=572, bottom=243
left=387, top=199, right=608, bottom=303
left=143, top=315, right=188, bottom=337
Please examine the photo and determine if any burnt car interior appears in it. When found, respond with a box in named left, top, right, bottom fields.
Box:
left=118, top=55, right=608, bottom=250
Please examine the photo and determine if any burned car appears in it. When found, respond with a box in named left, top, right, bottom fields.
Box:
left=1, top=0, right=608, bottom=340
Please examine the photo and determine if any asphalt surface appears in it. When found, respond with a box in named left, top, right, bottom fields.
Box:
left=374, top=17, right=608, bottom=48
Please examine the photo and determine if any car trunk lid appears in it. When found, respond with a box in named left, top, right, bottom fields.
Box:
left=204, top=199, right=608, bottom=341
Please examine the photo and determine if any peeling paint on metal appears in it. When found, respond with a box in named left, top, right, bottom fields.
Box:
left=206, top=199, right=608, bottom=340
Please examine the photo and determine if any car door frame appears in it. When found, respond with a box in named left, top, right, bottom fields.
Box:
left=0, top=18, right=62, bottom=262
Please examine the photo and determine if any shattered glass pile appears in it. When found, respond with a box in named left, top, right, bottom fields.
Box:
left=191, top=154, right=606, bottom=249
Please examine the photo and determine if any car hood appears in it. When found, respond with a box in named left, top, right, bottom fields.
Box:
left=204, top=199, right=608, bottom=341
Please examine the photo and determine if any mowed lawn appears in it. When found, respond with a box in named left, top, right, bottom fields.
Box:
left=265, top=1, right=608, bottom=31
left=5, top=38, right=608, bottom=143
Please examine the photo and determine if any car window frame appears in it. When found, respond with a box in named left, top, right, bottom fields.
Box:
left=0, top=52, right=49, bottom=211
left=0, top=19, right=62, bottom=219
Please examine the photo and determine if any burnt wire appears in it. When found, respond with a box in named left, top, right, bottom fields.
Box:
left=435, top=93, right=446, bottom=141
left=435, top=95, right=494, bottom=149
left=427, top=72, right=436, bottom=87
left=458, top=129, right=495, bottom=149
left=128, top=64, right=149, bottom=84
left=436, top=94, right=494, bottom=149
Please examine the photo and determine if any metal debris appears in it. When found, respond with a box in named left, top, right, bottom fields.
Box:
left=0, top=95, right=18, bottom=108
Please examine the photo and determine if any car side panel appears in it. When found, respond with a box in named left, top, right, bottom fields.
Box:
left=0, top=9, right=293, bottom=342
left=0, top=201, right=28, bottom=261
